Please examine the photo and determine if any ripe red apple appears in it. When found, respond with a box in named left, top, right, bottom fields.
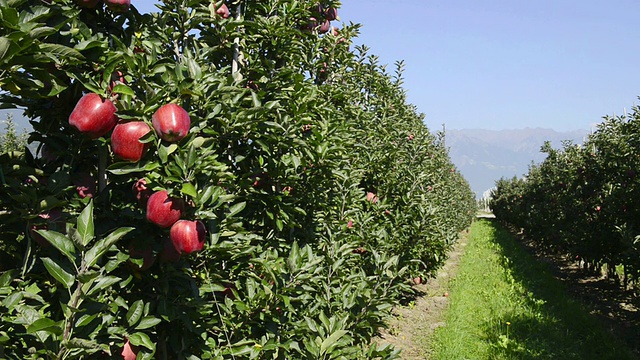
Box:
left=105, top=0, right=130, bottom=12
left=324, top=7, right=338, bottom=21
left=146, top=190, right=185, bottom=228
left=73, top=173, right=97, bottom=198
left=76, top=0, right=100, bottom=8
left=111, top=121, right=151, bottom=162
left=159, top=237, right=181, bottom=263
left=319, top=19, right=331, bottom=34
left=39, top=143, right=59, bottom=164
left=170, top=220, right=206, bottom=254
left=303, top=17, right=318, bottom=32
left=69, top=93, right=117, bottom=139
left=107, top=70, right=125, bottom=95
left=121, top=339, right=138, bottom=360
left=215, top=3, right=230, bottom=18
left=132, top=178, right=152, bottom=205
left=128, top=243, right=156, bottom=271
left=152, top=103, right=191, bottom=142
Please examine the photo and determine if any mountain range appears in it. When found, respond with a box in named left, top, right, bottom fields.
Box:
left=445, top=128, right=589, bottom=198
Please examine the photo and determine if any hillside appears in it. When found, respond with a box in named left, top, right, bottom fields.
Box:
left=447, top=128, right=588, bottom=197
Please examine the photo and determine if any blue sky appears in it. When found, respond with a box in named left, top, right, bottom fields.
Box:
left=133, top=0, right=640, bottom=131
left=6, top=1, right=640, bottom=132
left=332, top=0, right=640, bottom=131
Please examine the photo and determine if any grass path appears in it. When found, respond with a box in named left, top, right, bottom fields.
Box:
left=428, top=219, right=635, bottom=359
left=382, top=218, right=638, bottom=359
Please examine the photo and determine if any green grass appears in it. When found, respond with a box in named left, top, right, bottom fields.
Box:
left=426, top=219, right=635, bottom=360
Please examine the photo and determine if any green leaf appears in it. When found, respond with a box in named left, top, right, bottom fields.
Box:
left=0, top=37, right=13, bottom=62
left=75, top=313, right=98, bottom=328
left=84, top=227, right=134, bottom=268
left=41, top=257, right=75, bottom=289
left=128, top=332, right=154, bottom=351
left=186, top=144, right=197, bottom=168
left=157, top=143, right=178, bottom=164
left=228, top=202, right=246, bottom=217
left=107, top=161, right=161, bottom=175
left=320, top=330, right=348, bottom=354
left=39, top=43, right=84, bottom=63
left=27, top=318, right=62, bottom=335
left=126, top=300, right=144, bottom=327
left=111, top=84, right=135, bottom=96
left=135, top=316, right=161, bottom=330
left=35, top=230, right=75, bottom=263
left=29, top=26, right=55, bottom=39
left=74, top=39, right=105, bottom=51
left=86, top=276, right=122, bottom=296
left=77, top=199, right=94, bottom=247
left=181, top=182, right=197, bottom=198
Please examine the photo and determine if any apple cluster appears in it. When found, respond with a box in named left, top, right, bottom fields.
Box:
left=306, top=2, right=339, bottom=35
left=68, top=90, right=205, bottom=263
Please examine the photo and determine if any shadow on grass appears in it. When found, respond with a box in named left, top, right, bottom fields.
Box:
left=479, top=219, right=635, bottom=360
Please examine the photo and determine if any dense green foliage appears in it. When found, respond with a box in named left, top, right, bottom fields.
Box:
left=0, top=1, right=474, bottom=358
left=492, top=104, right=640, bottom=289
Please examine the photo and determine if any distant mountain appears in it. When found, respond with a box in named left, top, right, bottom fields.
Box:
left=446, top=128, right=588, bottom=198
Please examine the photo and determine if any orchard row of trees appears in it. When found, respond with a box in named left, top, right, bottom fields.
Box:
left=0, top=1, right=475, bottom=358
left=492, top=104, right=640, bottom=290
left=0, top=114, right=29, bottom=154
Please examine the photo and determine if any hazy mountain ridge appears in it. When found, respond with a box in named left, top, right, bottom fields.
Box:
left=447, top=128, right=588, bottom=197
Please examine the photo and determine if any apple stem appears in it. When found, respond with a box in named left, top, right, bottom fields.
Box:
left=98, top=142, right=108, bottom=193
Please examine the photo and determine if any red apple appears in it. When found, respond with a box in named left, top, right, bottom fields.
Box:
left=324, top=7, right=338, bottom=21
left=105, top=0, right=130, bottom=12
left=111, top=121, right=151, bottom=162
left=170, top=220, right=206, bottom=254
left=76, top=0, right=100, bottom=8
left=152, top=103, right=191, bottom=142
left=128, top=243, right=156, bottom=271
left=108, top=70, right=126, bottom=95
left=69, top=93, right=117, bottom=138
left=73, top=173, right=97, bottom=198
left=318, top=19, right=331, bottom=34
left=159, top=237, right=181, bottom=263
left=215, top=3, right=230, bottom=18
left=146, top=190, right=185, bottom=228
left=132, top=178, right=151, bottom=205
left=39, top=143, right=59, bottom=164
left=121, top=339, right=138, bottom=360
left=303, top=17, right=318, bottom=32
left=366, top=192, right=378, bottom=203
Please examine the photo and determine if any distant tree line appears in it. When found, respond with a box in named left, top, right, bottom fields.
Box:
left=0, top=114, right=29, bottom=154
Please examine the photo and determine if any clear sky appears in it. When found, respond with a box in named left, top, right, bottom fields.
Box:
left=5, top=1, right=640, bottom=133
left=135, top=1, right=640, bottom=131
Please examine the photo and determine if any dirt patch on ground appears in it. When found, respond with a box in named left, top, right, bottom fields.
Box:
left=375, top=229, right=470, bottom=359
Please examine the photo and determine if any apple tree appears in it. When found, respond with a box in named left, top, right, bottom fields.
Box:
left=0, top=0, right=475, bottom=358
